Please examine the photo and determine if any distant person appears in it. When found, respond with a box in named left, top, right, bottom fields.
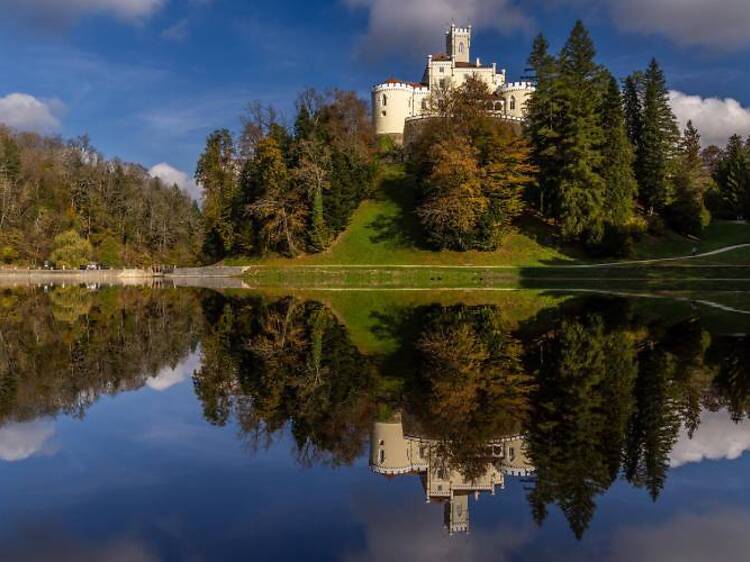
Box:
left=691, top=247, right=698, bottom=257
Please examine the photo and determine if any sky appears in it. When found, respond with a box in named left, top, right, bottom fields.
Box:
left=2, top=0, right=750, bottom=199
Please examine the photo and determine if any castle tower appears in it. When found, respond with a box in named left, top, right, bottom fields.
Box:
left=444, top=494, right=470, bottom=535
left=446, top=24, right=471, bottom=64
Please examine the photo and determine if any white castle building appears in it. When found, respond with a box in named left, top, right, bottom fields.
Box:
left=372, top=24, right=535, bottom=143
left=370, top=413, right=534, bottom=535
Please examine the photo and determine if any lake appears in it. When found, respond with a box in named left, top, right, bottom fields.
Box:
left=1, top=285, right=749, bottom=561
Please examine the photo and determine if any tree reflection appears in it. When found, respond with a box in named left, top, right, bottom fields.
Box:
left=194, top=296, right=379, bottom=467
left=0, top=286, right=202, bottom=424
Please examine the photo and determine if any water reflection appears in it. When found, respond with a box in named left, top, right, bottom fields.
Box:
left=371, top=412, right=533, bottom=535
left=1, top=285, right=750, bottom=557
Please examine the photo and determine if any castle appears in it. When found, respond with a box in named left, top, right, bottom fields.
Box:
left=372, top=24, right=535, bottom=143
left=370, top=413, right=534, bottom=535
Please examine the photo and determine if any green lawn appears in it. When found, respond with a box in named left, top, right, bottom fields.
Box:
left=228, top=164, right=750, bottom=271
left=232, top=165, right=581, bottom=267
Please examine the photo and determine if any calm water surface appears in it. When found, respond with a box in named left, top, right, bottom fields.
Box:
left=2, top=286, right=750, bottom=561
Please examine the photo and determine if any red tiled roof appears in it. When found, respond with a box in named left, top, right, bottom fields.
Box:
left=431, top=53, right=451, bottom=61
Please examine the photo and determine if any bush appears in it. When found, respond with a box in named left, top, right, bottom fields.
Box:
left=49, top=230, right=92, bottom=269
left=666, top=197, right=711, bottom=237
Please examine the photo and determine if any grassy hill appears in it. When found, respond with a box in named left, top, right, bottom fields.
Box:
left=230, top=164, right=750, bottom=267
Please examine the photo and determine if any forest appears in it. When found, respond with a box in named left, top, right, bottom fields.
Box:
left=0, top=286, right=748, bottom=538
left=0, top=127, right=202, bottom=268
left=3, top=22, right=750, bottom=267
left=195, top=21, right=750, bottom=261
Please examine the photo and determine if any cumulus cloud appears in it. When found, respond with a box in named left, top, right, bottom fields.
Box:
left=669, top=91, right=750, bottom=148
left=148, top=162, right=201, bottom=200
left=611, top=509, right=750, bottom=562
left=0, top=0, right=165, bottom=26
left=670, top=409, right=750, bottom=468
left=0, top=93, right=64, bottom=134
left=146, top=350, right=201, bottom=391
left=606, top=0, right=750, bottom=51
left=0, top=421, right=56, bottom=462
left=344, top=0, right=531, bottom=59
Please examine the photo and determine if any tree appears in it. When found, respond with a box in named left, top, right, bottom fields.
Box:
left=49, top=230, right=93, bottom=268
left=525, top=34, right=562, bottom=216
left=196, top=129, right=239, bottom=259
left=555, top=21, right=607, bottom=244
left=667, top=121, right=712, bottom=235
left=247, top=137, right=307, bottom=256
left=713, top=134, right=750, bottom=219
left=417, top=136, right=487, bottom=250
left=633, top=59, right=680, bottom=213
left=599, top=74, right=637, bottom=228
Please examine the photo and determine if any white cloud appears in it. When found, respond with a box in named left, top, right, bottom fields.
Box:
left=0, top=93, right=64, bottom=134
left=148, top=162, right=201, bottom=200
left=344, top=0, right=531, bottom=59
left=606, top=0, right=750, bottom=51
left=670, top=90, right=750, bottom=147
left=670, top=409, right=750, bottom=468
left=146, top=350, right=201, bottom=391
left=611, top=509, right=750, bottom=562
left=0, top=421, right=56, bottom=462
left=0, top=0, right=165, bottom=25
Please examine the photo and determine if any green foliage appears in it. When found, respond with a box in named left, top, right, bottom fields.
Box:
left=196, top=129, right=242, bottom=259
left=712, top=134, right=750, bottom=219
left=0, top=126, right=201, bottom=267
left=600, top=74, right=638, bottom=228
left=410, top=77, right=535, bottom=251
left=49, top=230, right=93, bottom=269
left=204, top=90, right=377, bottom=259
left=628, top=60, right=681, bottom=212
left=96, top=235, right=124, bottom=267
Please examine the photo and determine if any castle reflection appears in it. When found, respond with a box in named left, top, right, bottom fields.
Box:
left=370, top=412, right=534, bottom=534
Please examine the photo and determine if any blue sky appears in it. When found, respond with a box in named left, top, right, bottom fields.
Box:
left=2, top=0, right=750, bottom=198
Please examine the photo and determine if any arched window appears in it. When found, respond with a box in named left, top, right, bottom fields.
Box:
left=421, top=99, right=427, bottom=110
left=379, top=450, right=385, bottom=463
left=459, top=42, right=464, bottom=54
left=510, top=96, right=516, bottom=111
left=382, top=94, right=387, bottom=107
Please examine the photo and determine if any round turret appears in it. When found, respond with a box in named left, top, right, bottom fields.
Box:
left=500, top=81, right=536, bottom=119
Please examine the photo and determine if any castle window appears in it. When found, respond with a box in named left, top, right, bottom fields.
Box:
left=510, top=96, right=516, bottom=111
left=459, top=42, right=464, bottom=54
left=382, top=110, right=387, bottom=117
left=439, top=67, right=444, bottom=74
left=379, top=450, right=385, bottom=463
left=382, top=94, right=387, bottom=106
left=421, top=100, right=427, bottom=110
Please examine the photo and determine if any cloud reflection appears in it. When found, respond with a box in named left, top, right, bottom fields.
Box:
left=0, top=420, right=55, bottom=462
left=670, top=410, right=750, bottom=468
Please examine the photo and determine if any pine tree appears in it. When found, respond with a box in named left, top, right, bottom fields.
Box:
left=555, top=21, right=607, bottom=244
left=599, top=74, right=637, bottom=227
left=636, top=59, right=680, bottom=213
left=714, top=134, right=750, bottom=219
left=195, top=129, right=239, bottom=259
left=524, top=34, right=562, bottom=216
left=622, top=72, right=644, bottom=151
left=667, top=121, right=711, bottom=235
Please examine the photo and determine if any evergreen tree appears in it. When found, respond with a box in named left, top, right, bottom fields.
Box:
left=635, top=59, right=680, bottom=213
left=599, top=74, right=637, bottom=228
left=714, top=134, right=750, bottom=219
left=525, top=34, right=562, bottom=216
left=555, top=21, right=607, bottom=244
left=196, top=129, right=240, bottom=259
left=667, top=121, right=712, bottom=235
left=622, top=72, right=644, bottom=151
